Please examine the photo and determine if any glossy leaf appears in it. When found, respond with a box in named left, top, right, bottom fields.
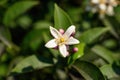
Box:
left=68, top=43, right=85, bottom=65
left=91, top=45, right=115, bottom=63
left=54, top=4, right=72, bottom=29
left=3, top=1, right=38, bottom=26
left=73, top=60, right=105, bottom=80
left=11, top=55, right=53, bottom=74
left=100, top=64, right=119, bottom=79
left=79, top=27, right=109, bottom=44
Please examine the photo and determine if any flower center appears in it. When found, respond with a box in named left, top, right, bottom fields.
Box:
left=56, top=37, right=66, bottom=45
left=60, top=38, right=65, bottom=43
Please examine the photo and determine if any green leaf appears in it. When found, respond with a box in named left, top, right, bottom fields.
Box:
left=17, top=15, right=32, bottom=29
left=91, top=45, right=115, bottom=63
left=79, top=27, right=109, bottom=44
left=22, top=29, right=44, bottom=50
left=68, top=43, right=85, bottom=65
left=0, top=64, right=7, bottom=76
left=34, top=21, right=52, bottom=30
left=0, top=43, right=5, bottom=56
left=54, top=4, right=72, bottom=29
left=0, top=27, right=12, bottom=48
left=73, top=61, right=105, bottom=80
left=11, top=55, right=53, bottom=74
left=102, top=18, right=119, bottom=39
left=100, top=64, right=119, bottom=79
left=3, top=1, right=38, bottom=26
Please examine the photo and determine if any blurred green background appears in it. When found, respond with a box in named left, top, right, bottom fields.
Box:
left=0, top=0, right=120, bottom=80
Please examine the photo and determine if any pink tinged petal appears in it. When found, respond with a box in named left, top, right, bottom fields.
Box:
left=63, top=25, right=75, bottom=38
left=50, top=26, right=61, bottom=39
left=59, top=45, right=69, bottom=57
left=66, top=37, right=80, bottom=45
left=45, top=39, right=57, bottom=48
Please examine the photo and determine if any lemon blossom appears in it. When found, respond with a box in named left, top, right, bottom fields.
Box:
left=90, top=0, right=118, bottom=17
left=45, top=25, right=80, bottom=57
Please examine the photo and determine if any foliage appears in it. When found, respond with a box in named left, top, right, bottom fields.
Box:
left=0, top=0, right=120, bottom=80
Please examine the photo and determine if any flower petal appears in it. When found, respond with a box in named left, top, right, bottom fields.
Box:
left=45, top=39, right=57, bottom=48
left=106, top=5, right=114, bottom=16
left=66, top=37, right=80, bottom=45
left=63, top=25, right=75, bottom=38
left=99, top=4, right=106, bottom=11
left=50, top=26, right=61, bottom=38
left=59, top=45, right=69, bottom=57
left=91, top=0, right=99, bottom=4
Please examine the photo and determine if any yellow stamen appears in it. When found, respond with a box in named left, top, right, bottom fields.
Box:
left=60, top=38, right=65, bottom=43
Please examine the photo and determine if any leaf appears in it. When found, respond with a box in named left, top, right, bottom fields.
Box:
left=22, top=29, right=44, bottom=50
left=68, top=43, right=85, bottom=65
left=34, top=21, right=52, bottom=30
left=54, top=4, right=72, bottom=29
left=0, top=64, right=7, bottom=76
left=17, top=15, right=32, bottom=29
left=3, top=1, right=38, bottom=26
left=79, top=27, right=109, bottom=44
left=0, top=27, right=12, bottom=48
left=0, top=43, right=5, bottom=56
left=102, top=18, right=119, bottom=39
left=91, top=45, right=115, bottom=63
left=100, top=64, right=119, bottom=79
left=73, top=61, right=105, bottom=80
left=11, top=55, right=53, bottom=74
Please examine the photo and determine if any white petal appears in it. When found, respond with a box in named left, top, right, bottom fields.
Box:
left=99, top=4, right=106, bottom=10
left=106, top=6, right=114, bottom=15
left=59, top=45, right=69, bottom=57
left=66, top=37, right=80, bottom=45
left=50, top=26, right=61, bottom=38
left=45, top=39, right=57, bottom=48
left=63, top=25, right=75, bottom=38
left=91, top=0, right=99, bottom=4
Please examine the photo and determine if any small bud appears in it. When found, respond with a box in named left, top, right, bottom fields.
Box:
left=59, top=29, right=64, bottom=34
left=73, top=47, right=78, bottom=53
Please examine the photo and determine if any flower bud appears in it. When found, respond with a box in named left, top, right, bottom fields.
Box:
left=73, top=47, right=78, bottom=53
left=59, top=29, right=64, bottom=34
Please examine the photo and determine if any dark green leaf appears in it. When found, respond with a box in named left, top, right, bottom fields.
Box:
left=79, top=27, right=109, bottom=44
left=54, top=4, right=72, bottom=29
left=91, top=45, right=115, bottom=63
left=3, top=1, right=38, bottom=26
left=23, top=29, right=45, bottom=50
left=0, top=27, right=12, bottom=48
left=73, top=61, right=105, bottom=80
left=11, top=55, right=53, bottom=74
left=100, top=64, right=119, bottom=79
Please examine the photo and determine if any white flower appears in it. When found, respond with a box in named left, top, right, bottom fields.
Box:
left=90, top=0, right=118, bottom=17
left=45, top=25, right=80, bottom=57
